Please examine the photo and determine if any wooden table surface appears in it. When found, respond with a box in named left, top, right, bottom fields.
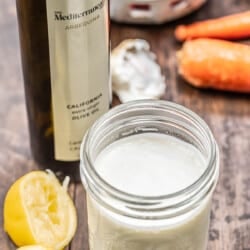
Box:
left=1, top=0, right=250, bottom=249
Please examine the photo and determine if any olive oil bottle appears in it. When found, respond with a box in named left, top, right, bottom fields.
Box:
left=16, top=0, right=110, bottom=180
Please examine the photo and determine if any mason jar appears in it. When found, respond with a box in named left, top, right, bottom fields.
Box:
left=80, top=100, right=219, bottom=250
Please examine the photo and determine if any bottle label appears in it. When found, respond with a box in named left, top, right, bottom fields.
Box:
left=46, top=0, right=110, bottom=161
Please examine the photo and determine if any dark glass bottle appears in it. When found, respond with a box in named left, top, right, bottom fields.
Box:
left=16, top=0, right=110, bottom=181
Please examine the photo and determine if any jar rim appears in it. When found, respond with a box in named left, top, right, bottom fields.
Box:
left=80, top=100, right=219, bottom=219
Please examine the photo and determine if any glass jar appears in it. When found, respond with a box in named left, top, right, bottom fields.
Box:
left=80, top=100, right=219, bottom=250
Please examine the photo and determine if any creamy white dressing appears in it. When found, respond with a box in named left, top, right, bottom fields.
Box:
left=95, top=133, right=206, bottom=196
left=87, top=132, right=211, bottom=250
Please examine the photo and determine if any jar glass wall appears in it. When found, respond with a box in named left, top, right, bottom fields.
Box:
left=80, top=100, right=219, bottom=250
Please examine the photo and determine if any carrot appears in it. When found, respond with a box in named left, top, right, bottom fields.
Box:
left=177, top=38, right=250, bottom=93
left=175, top=11, right=250, bottom=41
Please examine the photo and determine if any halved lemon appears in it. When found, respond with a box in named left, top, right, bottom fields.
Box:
left=4, top=170, right=77, bottom=250
left=17, top=245, right=53, bottom=250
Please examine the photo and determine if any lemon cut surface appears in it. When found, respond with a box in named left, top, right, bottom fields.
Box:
left=4, top=171, right=77, bottom=250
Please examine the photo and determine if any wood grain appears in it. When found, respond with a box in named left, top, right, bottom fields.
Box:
left=0, top=0, right=250, bottom=249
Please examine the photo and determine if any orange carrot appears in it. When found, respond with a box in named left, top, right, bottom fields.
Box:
left=177, top=39, right=250, bottom=93
left=175, top=11, right=250, bottom=41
